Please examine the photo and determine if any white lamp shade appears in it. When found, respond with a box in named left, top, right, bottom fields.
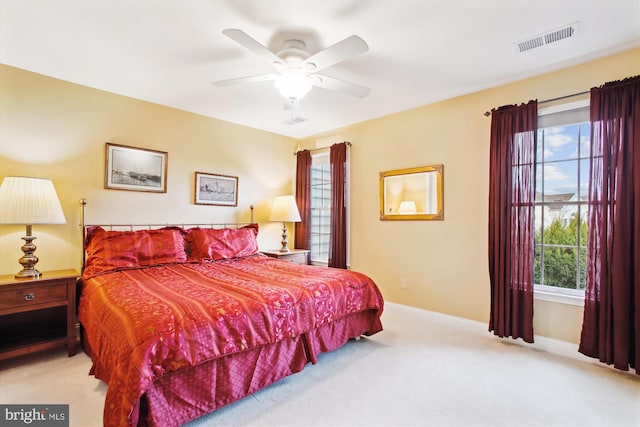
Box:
left=0, top=176, right=66, bottom=224
left=269, top=195, right=302, bottom=222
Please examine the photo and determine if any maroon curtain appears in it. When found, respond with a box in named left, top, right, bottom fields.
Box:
left=328, top=142, right=347, bottom=269
left=294, top=150, right=311, bottom=250
left=579, top=76, right=640, bottom=374
left=488, top=100, right=537, bottom=343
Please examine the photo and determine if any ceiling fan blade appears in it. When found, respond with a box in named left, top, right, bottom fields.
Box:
left=304, top=35, right=368, bottom=72
left=311, top=75, right=371, bottom=98
left=222, top=29, right=284, bottom=67
left=211, top=73, right=279, bottom=87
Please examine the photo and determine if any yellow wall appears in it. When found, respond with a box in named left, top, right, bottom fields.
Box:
left=298, top=48, right=640, bottom=344
left=2, top=49, right=638, bottom=345
left=0, top=64, right=297, bottom=274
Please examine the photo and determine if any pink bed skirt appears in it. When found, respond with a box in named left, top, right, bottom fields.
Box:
left=134, top=309, right=381, bottom=427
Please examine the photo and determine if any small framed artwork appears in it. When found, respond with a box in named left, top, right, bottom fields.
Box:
left=105, top=143, right=168, bottom=192
left=195, top=172, right=238, bottom=206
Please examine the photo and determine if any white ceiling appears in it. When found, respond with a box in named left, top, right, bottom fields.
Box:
left=1, top=0, right=639, bottom=139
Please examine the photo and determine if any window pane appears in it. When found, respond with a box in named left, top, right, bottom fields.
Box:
left=543, top=246, right=578, bottom=289
left=534, top=208, right=543, bottom=245
left=543, top=160, right=578, bottom=197
left=542, top=125, right=578, bottom=162
left=579, top=122, right=590, bottom=159
left=534, top=106, right=589, bottom=292
left=534, top=245, right=542, bottom=285
left=310, top=156, right=331, bottom=263
left=579, top=158, right=589, bottom=199
left=579, top=246, right=587, bottom=290
left=536, top=129, right=544, bottom=161
left=536, top=164, right=543, bottom=195
left=541, top=203, right=579, bottom=245
left=579, top=205, right=588, bottom=246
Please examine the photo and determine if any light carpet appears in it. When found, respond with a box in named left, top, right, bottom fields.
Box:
left=1, top=302, right=638, bottom=427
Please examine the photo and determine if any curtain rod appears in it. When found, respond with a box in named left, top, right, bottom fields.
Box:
left=293, top=141, right=351, bottom=155
left=483, top=90, right=590, bottom=117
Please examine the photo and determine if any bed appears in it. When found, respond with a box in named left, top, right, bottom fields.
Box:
left=77, top=220, right=384, bottom=427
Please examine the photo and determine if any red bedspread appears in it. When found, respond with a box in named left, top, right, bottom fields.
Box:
left=78, top=255, right=383, bottom=426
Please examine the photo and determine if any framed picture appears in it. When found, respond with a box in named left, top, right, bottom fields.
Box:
left=105, top=143, right=167, bottom=192
left=195, top=172, right=238, bottom=206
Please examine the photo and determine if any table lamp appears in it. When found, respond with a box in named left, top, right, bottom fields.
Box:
left=269, top=195, right=301, bottom=252
left=0, top=176, right=66, bottom=278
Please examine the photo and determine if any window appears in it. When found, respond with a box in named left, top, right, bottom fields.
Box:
left=310, top=153, right=330, bottom=263
left=534, top=101, right=590, bottom=298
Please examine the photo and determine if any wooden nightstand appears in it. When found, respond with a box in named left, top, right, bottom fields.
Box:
left=0, top=269, right=79, bottom=361
left=262, top=249, right=310, bottom=265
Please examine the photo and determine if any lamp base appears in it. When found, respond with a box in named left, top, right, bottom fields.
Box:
left=16, top=267, right=40, bottom=279
left=16, top=227, right=40, bottom=279
left=279, top=223, right=290, bottom=252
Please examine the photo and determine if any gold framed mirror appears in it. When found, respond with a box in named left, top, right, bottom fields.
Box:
left=379, top=164, right=444, bottom=220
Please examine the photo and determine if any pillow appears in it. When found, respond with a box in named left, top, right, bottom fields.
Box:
left=83, top=226, right=187, bottom=277
left=187, top=224, right=259, bottom=261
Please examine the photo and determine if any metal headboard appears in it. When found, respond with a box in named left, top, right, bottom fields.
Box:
left=79, top=198, right=255, bottom=269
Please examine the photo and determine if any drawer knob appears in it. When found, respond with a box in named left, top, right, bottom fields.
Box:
left=24, top=293, right=36, bottom=301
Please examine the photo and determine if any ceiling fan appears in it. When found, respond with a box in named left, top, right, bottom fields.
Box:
left=212, top=29, right=371, bottom=110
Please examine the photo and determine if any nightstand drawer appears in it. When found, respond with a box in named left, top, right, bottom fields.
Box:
left=284, top=252, right=308, bottom=265
left=262, top=249, right=310, bottom=265
left=0, top=282, right=68, bottom=310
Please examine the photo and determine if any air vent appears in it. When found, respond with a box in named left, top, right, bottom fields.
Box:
left=515, top=22, right=578, bottom=53
left=281, top=116, right=308, bottom=125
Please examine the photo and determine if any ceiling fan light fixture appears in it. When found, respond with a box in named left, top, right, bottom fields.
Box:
left=274, top=71, right=312, bottom=100
left=216, top=29, right=371, bottom=105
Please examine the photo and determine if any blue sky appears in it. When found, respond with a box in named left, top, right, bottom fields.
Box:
left=537, top=123, right=590, bottom=196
